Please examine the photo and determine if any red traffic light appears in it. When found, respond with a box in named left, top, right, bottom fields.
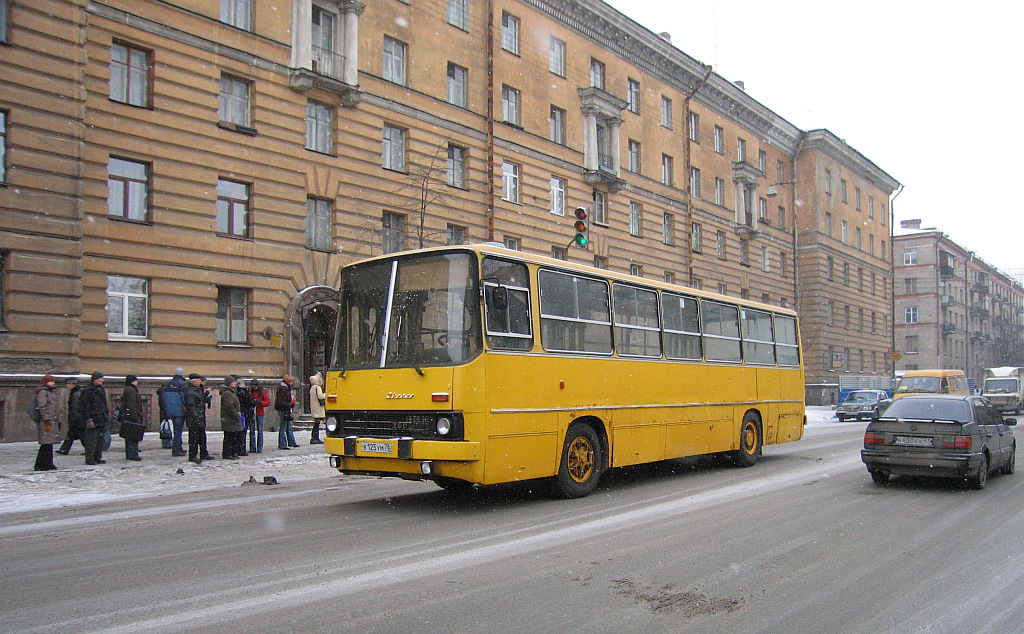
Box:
left=574, top=207, right=588, bottom=221
left=574, top=220, right=587, bottom=232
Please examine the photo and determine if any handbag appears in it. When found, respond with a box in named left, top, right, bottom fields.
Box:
left=102, top=427, right=112, bottom=451
left=159, top=419, right=173, bottom=440
left=119, top=421, right=146, bottom=442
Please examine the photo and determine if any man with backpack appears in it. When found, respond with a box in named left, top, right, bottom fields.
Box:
left=157, top=367, right=188, bottom=457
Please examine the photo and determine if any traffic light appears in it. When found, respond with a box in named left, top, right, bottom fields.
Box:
left=572, top=206, right=589, bottom=247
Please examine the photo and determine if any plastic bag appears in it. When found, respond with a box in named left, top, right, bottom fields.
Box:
left=159, top=419, right=173, bottom=440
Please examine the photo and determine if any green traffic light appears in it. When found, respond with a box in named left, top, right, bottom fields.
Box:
left=574, top=234, right=588, bottom=246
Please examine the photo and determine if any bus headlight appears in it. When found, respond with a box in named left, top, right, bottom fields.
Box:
left=325, top=417, right=338, bottom=433
left=436, top=417, right=452, bottom=436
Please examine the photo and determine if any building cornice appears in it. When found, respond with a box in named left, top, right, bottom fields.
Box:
left=800, top=129, right=900, bottom=193
left=521, top=0, right=803, bottom=155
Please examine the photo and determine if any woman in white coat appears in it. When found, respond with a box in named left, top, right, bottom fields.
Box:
left=309, top=373, right=325, bottom=445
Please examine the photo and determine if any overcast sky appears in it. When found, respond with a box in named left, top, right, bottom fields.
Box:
left=604, top=0, right=1023, bottom=275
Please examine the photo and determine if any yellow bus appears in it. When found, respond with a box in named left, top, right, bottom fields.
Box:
left=324, top=244, right=806, bottom=497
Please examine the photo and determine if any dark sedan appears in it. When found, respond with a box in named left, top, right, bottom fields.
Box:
left=861, top=394, right=1016, bottom=489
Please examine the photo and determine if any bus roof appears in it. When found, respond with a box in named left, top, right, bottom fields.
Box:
left=342, top=244, right=798, bottom=318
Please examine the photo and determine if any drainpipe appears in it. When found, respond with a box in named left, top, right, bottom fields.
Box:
left=889, top=184, right=904, bottom=382
left=683, top=64, right=713, bottom=286
left=485, top=0, right=496, bottom=241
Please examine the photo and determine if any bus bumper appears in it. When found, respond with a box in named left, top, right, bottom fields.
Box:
left=324, top=436, right=480, bottom=478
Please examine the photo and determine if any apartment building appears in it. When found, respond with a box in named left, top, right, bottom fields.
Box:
left=0, top=0, right=896, bottom=437
left=894, top=230, right=1024, bottom=385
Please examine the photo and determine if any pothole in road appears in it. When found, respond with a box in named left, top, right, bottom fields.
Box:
left=611, top=579, right=744, bottom=616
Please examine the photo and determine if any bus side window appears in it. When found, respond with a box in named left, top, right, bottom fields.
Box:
left=482, top=258, right=533, bottom=351
left=940, top=377, right=950, bottom=393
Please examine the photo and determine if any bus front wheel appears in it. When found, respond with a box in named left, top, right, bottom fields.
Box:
left=551, top=423, right=602, bottom=499
left=728, top=413, right=762, bottom=468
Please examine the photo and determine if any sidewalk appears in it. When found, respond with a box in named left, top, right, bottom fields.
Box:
left=0, top=430, right=336, bottom=515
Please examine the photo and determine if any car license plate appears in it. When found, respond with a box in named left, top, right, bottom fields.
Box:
left=360, top=441, right=394, bottom=455
left=894, top=435, right=932, bottom=447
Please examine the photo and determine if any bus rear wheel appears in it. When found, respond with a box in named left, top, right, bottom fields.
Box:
left=551, top=423, right=602, bottom=499
left=728, top=413, right=762, bottom=468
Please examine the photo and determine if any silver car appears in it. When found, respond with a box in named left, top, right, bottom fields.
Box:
left=861, top=394, right=1016, bottom=489
left=838, top=389, right=890, bottom=421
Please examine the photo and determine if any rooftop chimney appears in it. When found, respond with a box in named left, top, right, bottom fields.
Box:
left=733, top=80, right=745, bottom=90
left=658, top=32, right=672, bottom=42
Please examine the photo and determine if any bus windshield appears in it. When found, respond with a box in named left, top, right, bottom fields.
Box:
left=333, top=252, right=482, bottom=371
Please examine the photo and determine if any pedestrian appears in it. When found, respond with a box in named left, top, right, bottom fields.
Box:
left=33, top=375, right=62, bottom=471
left=220, top=376, right=243, bottom=460
left=119, top=375, right=145, bottom=461
left=157, top=367, right=188, bottom=456
left=234, top=375, right=253, bottom=457
left=275, top=375, right=298, bottom=449
left=184, top=373, right=214, bottom=464
left=78, top=371, right=110, bottom=465
left=309, top=373, right=325, bottom=444
left=249, top=379, right=269, bottom=453
left=56, top=377, right=83, bottom=456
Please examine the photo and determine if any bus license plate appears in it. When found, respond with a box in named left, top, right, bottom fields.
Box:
left=360, top=441, right=394, bottom=455
left=894, top=436, right=932, bottom=447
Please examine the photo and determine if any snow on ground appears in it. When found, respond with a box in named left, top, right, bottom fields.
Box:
left=1, top=409, right=850, bottom=516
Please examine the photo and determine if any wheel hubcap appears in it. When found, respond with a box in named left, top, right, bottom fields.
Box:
left=567, top=437, right=595, bottom=483
left=743, top=423, right=758, bottom=454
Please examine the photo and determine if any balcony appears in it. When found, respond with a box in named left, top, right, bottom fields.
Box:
left=971, top=331, right=985, bottom=342
left=941, top=295, right=955, bottom=306
left=971, top=282, right=989, bottom=295
left=289, top=46, right=362, bottom=106
left=942, top=323, right=957, bottom=334
left=939, top=264, right=956, bottom=277
left=970, top=306, right=990, bottom=319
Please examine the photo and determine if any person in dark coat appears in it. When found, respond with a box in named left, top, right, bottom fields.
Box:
left=33, top=375, right=62, bottom=471
left=219, top=376, right=243, bottom=460
left=78, top=371, right=110, bottom=465
left=234, top=375, right=254, bottom=457
left=184, top=373, right=213, bottom=464
left=275, top=375, right=298, bottom=449
left=120, top=375, right=145, bottom=461
left=157, top=367, right=188, bottom=455
left=56, top=377, right=83, bottom=456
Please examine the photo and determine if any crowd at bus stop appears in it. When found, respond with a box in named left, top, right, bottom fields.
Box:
left=28, top=368, right=328, bottom=472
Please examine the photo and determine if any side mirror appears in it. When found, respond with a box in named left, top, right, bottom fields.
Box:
left=489, top=286, right=508, bottom=311
left=1004, top=417, right=1017, bottom=426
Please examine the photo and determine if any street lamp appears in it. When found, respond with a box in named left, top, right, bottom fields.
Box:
left=766, top=181, right=796, bottom=198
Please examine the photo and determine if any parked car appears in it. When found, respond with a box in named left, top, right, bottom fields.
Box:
left=837, top=389, right=890, bottom=421
left=861, top=394, right=1016, bottom=489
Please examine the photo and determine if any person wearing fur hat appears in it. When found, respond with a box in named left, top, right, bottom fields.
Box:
left=309, top=373, right=326, bottom=444
left=120, top=375, right=145, bottom=461
left=33, top=375, right=62, bottom=471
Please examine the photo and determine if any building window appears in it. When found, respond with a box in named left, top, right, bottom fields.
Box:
left=739, top=240, right=749, bottom=266
left=220, top=0, right=252, bottom=30
left=107, top=157, right=149, bottom=222
left=549, top=105, right=566, bottom=145
left=382, top=37, right=407, bottom=85
left=665, top=272, right=676, bottom=285
left=218, top=75, right=251, bottom=128
left=661, top=154, right=673, bottom=187
left=827, top=256, right=834, bottom=281
left=824, top=212, right=832, bottom=236
left=629, top=202, right=642, bottom=237
left=761, top=246, right=770, bottom=272
left=661, top=96, right=673, bottom=128
left=905, top=277, right=918, bottom=294
left=447, top=0, right=469, bottom=31
left=110, top=43, right=150, bottom=107
left=737, top=138, right=746, bottom=162
left=382, top=124, right=405, bottom=172
left=904, top=249, right=917, bottom=265
left=216, top=178, right=250, bottom=237
left=446, top=63, right=467, bottom=107
left=593, top=255, right=607, bottom=269
left=503, top=236, right=519, bottom=250
left=688, top=112, right=700, bottom=142
left=780, top=251, right=787, bottom=277
left=501, top=12, right=519, bottom=55
left=106, top=276, right=148, bottom=339
left=0, top=251, right=5, bottom=329
left=627, top=78, right=640, bottom=113
left=855, top=187, right=862, bottom=210
left=446, top=223, right=466, bottom=245
left=305, top=101, right=333, bottom=154
left=216, top=286, right=248, bottom=343
left=715, top=177, right=724, bottom=206
left=592, top=191, right=606, bottom=225
left=501, top=161, right=520, bottom=203
left=0, top=110, right=6, bottom=183
left=447, top=144, right=466, bottom=189
left=714, top=125, right=723, bottom=153
left=501, top=85, right=520, bottom=125
left=856, top=227, right=862, bottom=250
left=690, top=222, right=701, bottom=252
left=777, top=206, right=786, bottom=230
left=590, top=58, right=605, bottom=89
left=758, top=149, right=767, bottom=173
left=311, top=6, right=338, bottom=77
left=628, top=139, right=641, bottom=173
left=843, top=262, right=850, bottom=286
left=776, top=160, right=785, bottom=186
left=905, top=306, right=919, bottom=324
left=689, top=166, right=701, bottom=198
left=824, top=169, right=832, bottom=195
left=305, top=197, right=332, bottom=251
left=0, top=0, right=8, bottom=43
left=662, top=213, right=674, bottom=245
left=881, top=240, right=887, bottom=261
left=716, top=230, right=726, bottom=260
left=382, top=212, right=404, bottom=253
left=758, top=197, right=767, bottom=222
left=551, top=246, right=567, bottom=261
left=881, top=204, right=886, bottom=225
left=717, top=283, right=727, bottom=295
left=841, top=220, right=849, bottom=244
left=905, top=335, right=918, bottom=354
left=549, top=37, right=565, bottom=76
left=841, top=179, right=848, bottom=203
left=549, top=176, right=565, bottom=216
